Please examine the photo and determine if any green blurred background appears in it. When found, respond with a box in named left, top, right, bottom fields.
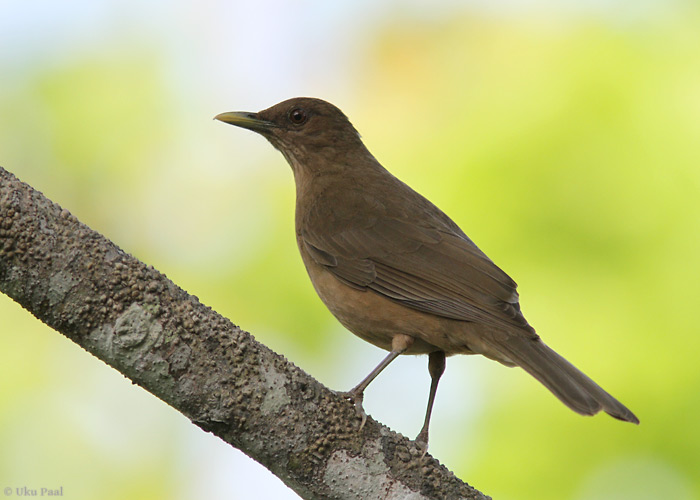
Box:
left=1, top=1, right=698, bottom=499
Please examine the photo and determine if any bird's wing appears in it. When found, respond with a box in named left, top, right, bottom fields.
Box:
left=301, top=216, right=532, bottom=332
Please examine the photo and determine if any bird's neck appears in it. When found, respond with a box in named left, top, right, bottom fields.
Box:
left=286, top=142, right=380, bottom=190
left=289, top=147, right=386, bottom=233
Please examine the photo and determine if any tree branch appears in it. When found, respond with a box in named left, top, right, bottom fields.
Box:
left=0, top=166, right=489, bottom=500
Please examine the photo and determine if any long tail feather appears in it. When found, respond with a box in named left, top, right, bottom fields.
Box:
left=490, top=336, right=639, bottom=424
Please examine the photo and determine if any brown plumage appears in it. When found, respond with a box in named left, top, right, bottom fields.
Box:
left=216, top=97, right=639, bottom=447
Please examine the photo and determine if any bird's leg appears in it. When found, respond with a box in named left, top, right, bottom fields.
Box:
left=338, top=334, right=414, bottom=430
left=338, top=350, right=400, bottom=430
left=415, top=350, right=446, bottom=453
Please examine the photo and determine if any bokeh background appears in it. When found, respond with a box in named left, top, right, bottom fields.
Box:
left=1, top=1, right=698, bottom=499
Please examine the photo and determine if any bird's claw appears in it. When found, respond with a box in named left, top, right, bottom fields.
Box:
left=336, top=389, right=368, bottom=430
left=415, top=429, right=430, bottom=458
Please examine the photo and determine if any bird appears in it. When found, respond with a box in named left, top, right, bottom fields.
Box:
left=215, top=97, right=639, bottom=448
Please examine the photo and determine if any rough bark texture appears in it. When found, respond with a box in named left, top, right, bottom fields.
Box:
left=0, top=166, right=489, bottom=500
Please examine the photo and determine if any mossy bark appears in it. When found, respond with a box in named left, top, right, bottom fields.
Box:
left=0, top=166, right=488, bottom=500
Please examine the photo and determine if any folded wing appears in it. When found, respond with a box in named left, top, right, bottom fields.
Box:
left=302, top=216, right=533, bottom=333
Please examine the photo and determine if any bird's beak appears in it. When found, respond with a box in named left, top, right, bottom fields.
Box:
left=214, top=111, right=276, bottom=131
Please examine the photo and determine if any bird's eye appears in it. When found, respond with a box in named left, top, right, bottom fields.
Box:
left=288, top=108, right=308, bottom=125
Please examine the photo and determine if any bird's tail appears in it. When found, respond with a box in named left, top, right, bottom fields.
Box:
left=488, top=336, right=639, bottom=424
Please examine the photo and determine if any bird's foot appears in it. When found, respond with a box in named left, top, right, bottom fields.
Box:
left=336, top=389, right=368, bottom=430
left=414, top=429, right=430, bottom=458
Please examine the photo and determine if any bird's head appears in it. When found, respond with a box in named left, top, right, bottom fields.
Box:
left=216, top=97, right=369, bottom=173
